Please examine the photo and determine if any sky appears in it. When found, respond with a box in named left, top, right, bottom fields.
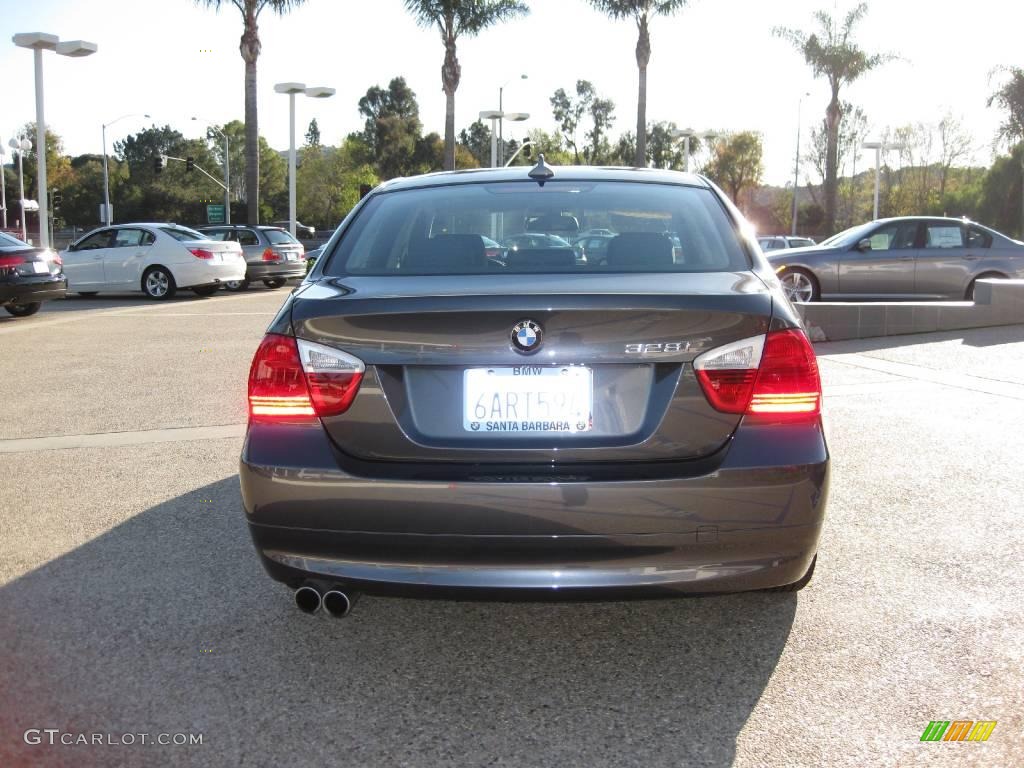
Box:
left=1, top=0, right=1021, bottom=186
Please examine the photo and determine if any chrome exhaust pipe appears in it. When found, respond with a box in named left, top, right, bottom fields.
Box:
left=294, top=585, right=322, bottom=614
left=321, top=588, right=358, bottom=618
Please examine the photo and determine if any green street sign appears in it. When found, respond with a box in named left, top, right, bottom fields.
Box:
left=206, top=204, right=226, bottom=225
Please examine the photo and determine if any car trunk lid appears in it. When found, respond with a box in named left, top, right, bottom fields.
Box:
left=290, top=272, right=772, bottom=464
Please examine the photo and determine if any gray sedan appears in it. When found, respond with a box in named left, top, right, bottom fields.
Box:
left=767, top=217, right=1024, bottom=302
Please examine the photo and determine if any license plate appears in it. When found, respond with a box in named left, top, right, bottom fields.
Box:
left=32, top=261, right=49, bottom=273
left=463, top=366, right=593, bottom=433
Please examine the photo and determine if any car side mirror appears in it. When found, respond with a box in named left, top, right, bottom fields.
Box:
left=856, top=238, right=872, bottom=252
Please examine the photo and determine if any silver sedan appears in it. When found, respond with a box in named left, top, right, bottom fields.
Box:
left=766, top=217, right=1024, bottom=302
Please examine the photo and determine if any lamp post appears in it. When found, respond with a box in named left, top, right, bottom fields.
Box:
left=670, top=128, right=717, bottom=173
left=0, top=145, right=6, bottom=229
left=862, top=140, right=905, bottom=220
left=791, top=92, right=811, bottom=236
left=13, top=33, right=97, bottom=248
left=498, top=74, right=528, bottom=166
left=8, top=137, right=32, bottom=241
left=102, top=113, right=149, bottom=226
left=192, top=117, right=231, bottom=224
left=274, top=83, right=334, bottom=238
left=479, top=109, right=529, bottom=168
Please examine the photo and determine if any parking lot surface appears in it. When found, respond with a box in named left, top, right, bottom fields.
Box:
left=1, top=292, right=1021, bottom=767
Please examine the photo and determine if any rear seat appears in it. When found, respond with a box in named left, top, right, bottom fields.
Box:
left=606, top=232, right=675, bottom=269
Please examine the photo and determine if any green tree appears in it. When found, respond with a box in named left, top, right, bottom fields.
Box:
left=16, top=123, right=73, bottom=201
left=586, top=95, right=616, bottom=164
left=774, top=2, right=893, bottom=233
left=550, top=81, right=594, bottom=163
left=978, top=144, right=1023, bottom=236
left=403, top=0, right=529, bottom=171
left=988, top=66, right=1024, bottom=235
left=704, top=131, right=764, bottom=209
left=305, top=118, right=321, bottom=148
left=358, top=77, right=424, bottom=179
left=297, top=141, right=378, bottom=229
left=458, top=120, right=492, bottom=166
left=587, top=1, right=690, bottom=167
left=195, top=0, right=309, bottom=225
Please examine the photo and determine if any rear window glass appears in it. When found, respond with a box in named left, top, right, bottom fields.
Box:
left=325, top=181, right=750, bottom=276
left=0, top=232, right=29, bottom=248
left=265, top=229, right=299, bottom=245
left=161, top=226, right=205, bottom=242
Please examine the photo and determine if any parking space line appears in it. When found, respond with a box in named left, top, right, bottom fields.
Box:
left=0, top=291, right=283, bottom=335
left=0, top=423, right=246, bottom=454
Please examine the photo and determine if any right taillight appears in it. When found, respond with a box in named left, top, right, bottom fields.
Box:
left=262, top=248, right=279, bottom=261
left=694, top=328, right=821, bottom=421
left=247, top=334, right=364, bottom=423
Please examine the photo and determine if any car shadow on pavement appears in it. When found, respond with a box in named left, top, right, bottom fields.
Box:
left=0, top=477, right=796, bottom=768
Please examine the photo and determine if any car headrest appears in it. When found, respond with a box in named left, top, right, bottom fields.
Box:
left=606, top=232, right=675, bottom=268
left=405, top=234, right=486, bottom=272
left=505, top=248, right=576, bottom=269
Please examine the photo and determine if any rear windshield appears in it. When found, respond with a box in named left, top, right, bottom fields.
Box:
left=161, top=226, right=205, bottom=242
left=325, top=181, right=750, bottom=276
left=264, top=229, right=299, bottom=245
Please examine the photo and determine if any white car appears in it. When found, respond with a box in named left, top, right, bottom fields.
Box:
left=62, top=223, right=246, bottom=299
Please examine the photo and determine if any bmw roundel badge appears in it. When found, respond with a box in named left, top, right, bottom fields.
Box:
left=511, top=319, right=543, bottom=354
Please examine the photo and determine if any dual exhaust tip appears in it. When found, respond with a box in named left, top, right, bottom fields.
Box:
left=294, top=584, right=357, bottom=618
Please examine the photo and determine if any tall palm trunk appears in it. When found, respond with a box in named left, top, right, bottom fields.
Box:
left=241, top=11, right=261, bottom=225
left=634, top=13, right=651, bottom=167
left=441, top=21, right=460, bottom=171
left=824, top=90, right=841, bottom=233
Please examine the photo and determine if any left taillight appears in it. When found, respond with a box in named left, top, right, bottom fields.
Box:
left=247, top=334, right=364, bottom=423
left=188, top=248, right=214, bottom=260
left=694, top=328, right=821, bottom=421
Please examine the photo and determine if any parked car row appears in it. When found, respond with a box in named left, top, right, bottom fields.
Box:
left=1, top=222, right=313, bottom=318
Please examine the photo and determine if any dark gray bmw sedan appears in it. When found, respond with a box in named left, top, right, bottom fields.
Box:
left=240, top=161, right=829, bottom=618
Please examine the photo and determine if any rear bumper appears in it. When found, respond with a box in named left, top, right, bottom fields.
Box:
left=0, top=275, right=67, bottom=305
left=240, top=419, right=830, bottom=596
left=173, top=260, right=246, bottom=288
left=245, top=261, right=306, bottom=281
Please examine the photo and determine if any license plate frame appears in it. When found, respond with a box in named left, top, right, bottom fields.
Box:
left=463, top=366, right=593, bottom=434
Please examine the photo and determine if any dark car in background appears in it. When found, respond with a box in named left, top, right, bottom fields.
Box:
left=0, top=231, right=67, bottom=317
left=239, top=164, right=829, bottom=618
left=199, top=225, right=306, bottom=291
left=768, top=216, right=1024, bottom=302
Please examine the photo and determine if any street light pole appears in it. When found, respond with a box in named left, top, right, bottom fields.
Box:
left=670, top=128, right=717, bottom=174
left=14, top=33, right=97, bottom=248
left=9, top=137, right=31, bottom=241
left=497, top=74, right=527, bottom=166
left=862, top=140, right=905, bottom=220
left=275, top=83, right=334, bottom=237
left=102, top=113, right=150, bottom=226
left=0, top=145, right=6, bottom=229
left=791, top=92, right=810, bottom=236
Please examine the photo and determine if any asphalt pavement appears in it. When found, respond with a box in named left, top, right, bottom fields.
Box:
left=1, top=291, right=1021, bottom=767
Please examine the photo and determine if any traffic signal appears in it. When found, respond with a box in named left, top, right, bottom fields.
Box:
left=186, top=157, right=195, bottom=172
left=359, top=183, right=372, bottom=199
left=522, top=138, right=532, bottom=159
left=154, top=155, right=165, bottom=174
left=52, top=190, right=62, bottom=209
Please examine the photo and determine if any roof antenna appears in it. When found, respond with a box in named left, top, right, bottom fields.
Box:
left=528, top=153, right=554, bottom=185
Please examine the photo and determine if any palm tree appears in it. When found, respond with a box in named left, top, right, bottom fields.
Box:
left=196, top=0, right=307, bottom=224
left=774, top=3, right=892, bottom=234
left=588, top=1, right=689, bottom=168
left=404, top=0, right=529, bottom=171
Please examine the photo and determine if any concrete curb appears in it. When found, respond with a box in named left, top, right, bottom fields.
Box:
left=794, top=279, right=1024, bottom=341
